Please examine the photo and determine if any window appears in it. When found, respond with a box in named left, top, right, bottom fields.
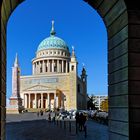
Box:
left=71, top=65, right=74, bottom=71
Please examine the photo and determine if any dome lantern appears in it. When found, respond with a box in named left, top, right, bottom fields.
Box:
left=50, top=20, right=56, bottom=36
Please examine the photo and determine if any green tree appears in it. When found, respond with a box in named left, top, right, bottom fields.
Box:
left=87, top=95, right=97, bottom=110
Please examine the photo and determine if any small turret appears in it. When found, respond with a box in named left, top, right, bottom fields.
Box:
left=81, top=63, right=87, bottom=82
left=81, top=63, right=87, bottom=110
left=70, top=46, right=78, bottom=72
left=69, top=46, right=78, bottom=110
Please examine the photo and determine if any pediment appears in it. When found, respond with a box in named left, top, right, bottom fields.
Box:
left=23, top=85, right=55, bottom=92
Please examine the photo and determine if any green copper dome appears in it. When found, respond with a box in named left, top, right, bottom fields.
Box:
left=37, top=36, right=68, bottom=51
left=37, top=21, right=69, bottom=51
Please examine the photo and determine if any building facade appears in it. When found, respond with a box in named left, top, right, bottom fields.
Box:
left=100, top=98, right=108, bottom=112
left=90, top=95, right=108, bottom=110
left=11, top=21, right=87, bottom=111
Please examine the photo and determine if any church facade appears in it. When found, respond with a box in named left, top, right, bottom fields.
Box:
left=11, top=21, right=87, bottom=111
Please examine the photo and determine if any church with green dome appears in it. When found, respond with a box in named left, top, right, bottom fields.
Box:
left=10, top=21, right=87, bottom=112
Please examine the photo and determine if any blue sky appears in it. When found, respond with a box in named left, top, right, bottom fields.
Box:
left=7, top=0, right=107, bottom=99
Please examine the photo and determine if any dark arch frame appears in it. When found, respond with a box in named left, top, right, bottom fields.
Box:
left=0, top=0, right=140, bottom=140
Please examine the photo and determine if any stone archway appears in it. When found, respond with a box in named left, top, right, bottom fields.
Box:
left=0, top=0, right=140, bottom=140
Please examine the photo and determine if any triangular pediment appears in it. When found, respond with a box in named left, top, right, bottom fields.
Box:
left=23, top=85, right=55, bottom=92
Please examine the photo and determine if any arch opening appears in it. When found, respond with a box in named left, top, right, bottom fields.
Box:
left=1, top=1, right=138, bottom=140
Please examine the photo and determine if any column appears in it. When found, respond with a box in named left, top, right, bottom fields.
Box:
left=66, top=61, right=68, bottom=73
left=45, top=94, right=48, bottom=108
left=24, top=94, right=27, bottom=108
left=62, top=60, right=64, bottom=73
left=29, top=94, right=31, bottom=108
left=36, top=62, right=39, bottom=74
left=56, top=96, right=58, bottom=108
left=42, top=60, right=45, bottom=73
left=48, top=94, right=50, bottom=109
left=35, top=63, right=37, bottom=74
left=39, top=61, right=42, bottom=73
left=52, top=60, right=54, bottom=72
left=35, top=94, right=37, bottom=108
left=32, top=63, right=35, bottom=74
left=36, top=63, right=38, bottom=74
left=41, top=93, right=43, bottom=108
left=59, top=61, right=62, bottom=72
left=54, top=93, right=56, bottom=109
left=48, top=60, right=50, bottom=72
left=57, top=60, right=59, bottom=73
left=34, top=63, right=35, bottom=74
left=24, top=94, right=25, bottom=107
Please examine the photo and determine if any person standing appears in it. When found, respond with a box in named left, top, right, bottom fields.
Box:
left=79, top=113, right=83, bottom=131
left=40, top=110, right=43, bottom=116
left=37, top=110, right=39, bottom=117
left=75, top=112, right=80, bottom=133
left=48, top=112, right=51, bottom=122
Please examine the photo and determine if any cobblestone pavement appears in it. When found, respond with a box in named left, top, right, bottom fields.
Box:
left=6, top=113, right=108, bottom=140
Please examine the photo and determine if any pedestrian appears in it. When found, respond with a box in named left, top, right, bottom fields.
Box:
left=48, top=112, right=51, bottom=122
left=52, top=113, right=56, bottom=124
left=75, top=112, right=80, bottom=133
left=79, top=112, right=87, bottom=131
left=83, top=113, right=88, bottom=137
left=40, top=110, right=43, bottom=116
left=79, top=112, right=83, bottom=131
left=37, top=111, right=39, bottom=117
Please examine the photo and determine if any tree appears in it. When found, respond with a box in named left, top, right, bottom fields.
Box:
left=87, top=95, right=97, bottom=110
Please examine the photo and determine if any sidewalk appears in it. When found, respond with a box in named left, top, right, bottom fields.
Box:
left=6, top=113, right=108, bottom=140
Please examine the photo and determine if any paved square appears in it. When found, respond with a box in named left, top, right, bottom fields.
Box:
left=6, top=113, right=108, bottom=140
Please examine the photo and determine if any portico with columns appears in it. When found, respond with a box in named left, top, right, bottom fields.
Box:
left=23, top=88, right=64, bottom=110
